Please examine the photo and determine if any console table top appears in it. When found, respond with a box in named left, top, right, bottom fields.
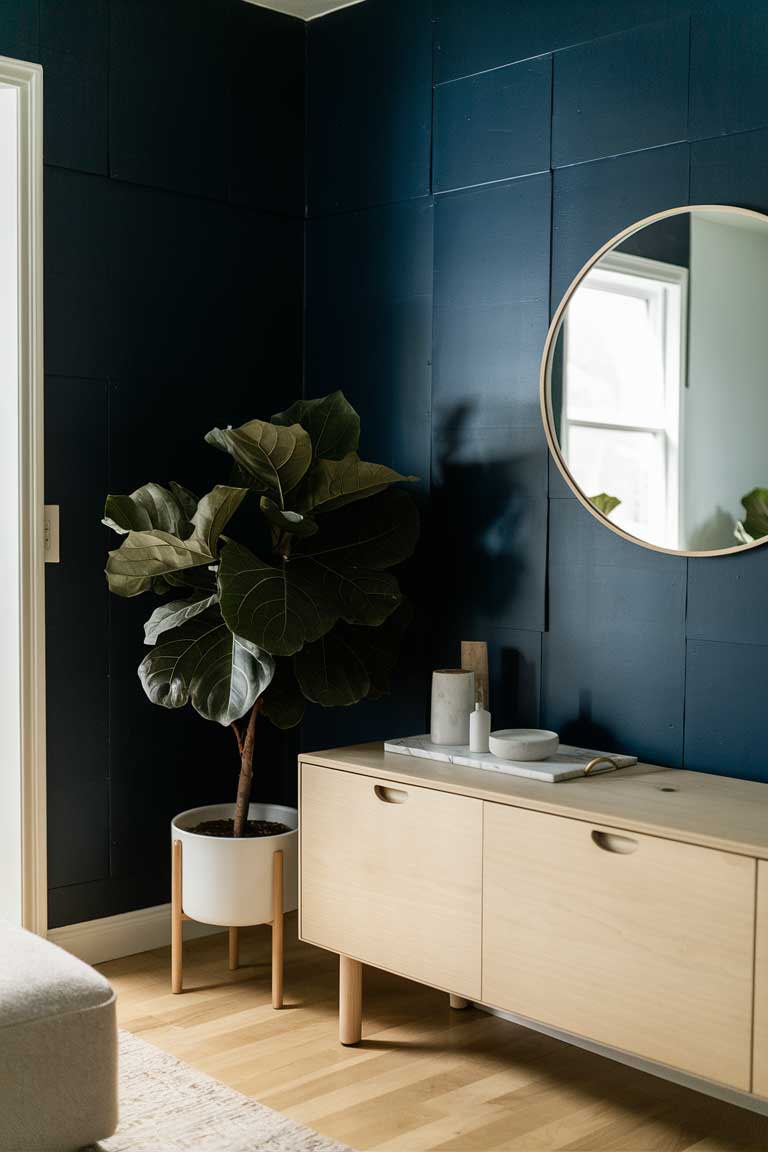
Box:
left=300, top=743, right=768, bottom=859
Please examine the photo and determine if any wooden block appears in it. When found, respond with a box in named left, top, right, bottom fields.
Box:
left=461, top=641, right=489, bottom=708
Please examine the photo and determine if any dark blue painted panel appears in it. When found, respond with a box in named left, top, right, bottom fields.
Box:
left=110, top=0, right=230, bottom=199
left=433, top=0, right=693, bottom=83
left=433, top=57, right=552, bottom=194
left=44, top=169, right=112, bottom=379
left=543, top=499, right=686, bottom=766
left=687, top=549, right=768, bottom=646
left=0, top=0, right=37, bottom=52
left=691, top=128, right=768, bottom=213
left=40, top=0, right=108, bottom=173
left=434, top=173, right=551, bottom=427
left=685, top=640, right=768, bottom=780
left=551, top=143, right=689, bottom=309
left=41, top=49, right=108, bottom=174
left=690, top=1, right=768, bottom=141
left=431, top=422, right=548, bottom=632
left=552, top=19, right=689, bottom=168
left=308, top=196, right=434, bottom=305
left=227, top=2, right=305, bottom=215
left=434, top=299, right=549, bottom=428
left=306, top=198, right=433, bottom=484
left=306, top=0, right=431, bottom=215
left=45, top=376, right=110, bottom=890
left=435, top=175, right=551, bottom=309
left=43, top=3, right=305, bottom=924
left=48, top=873, right=164, bottom=930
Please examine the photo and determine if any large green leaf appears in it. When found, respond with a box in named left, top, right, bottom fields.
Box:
left=295, top=452, right=418, bottom=514
left=259, top=496, right=318, bottom=541
left=191, top=485, right=248, bottom=552
left=351, top=602, right=413, bottom=699
left=138, top=609, right=274, bottom=726
left=106, top=530, right=214, bottom=597
left=169, top=481, right=198, bottom=522
left=261, top=658, right=305, bottom=729
left=292, top=489, right=417, bottom=626
left=165, top=566, right=217, bottom=593
left=271, top=391, right=360, bottom=461
left=143, top=594, right=218, bottom=645
left=293, top=628, right=370, bottom=706
left=590, top=492, right=621, bottom=518
left=103, top=482, right=193, bottom=538
left=299, top=488, right=419, bottom=570
left=218, top=540, right=337, bottom=656
left=738, top=488, right=768, bottom=544
left=293, top=604, right=413, bottom=707
left=205, top=419, right=311, bottom=504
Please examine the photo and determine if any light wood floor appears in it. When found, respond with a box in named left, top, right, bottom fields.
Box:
left=100, top=917, right=768, bottom=1151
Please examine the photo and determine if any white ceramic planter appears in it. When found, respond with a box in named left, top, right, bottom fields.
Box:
left=171, top=802, right=298, bottom=927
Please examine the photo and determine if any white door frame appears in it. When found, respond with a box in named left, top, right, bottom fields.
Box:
left=0, top=55, right=46, bottom=935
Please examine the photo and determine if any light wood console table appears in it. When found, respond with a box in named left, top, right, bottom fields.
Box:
left=299, top=742, right=768, bottom=1101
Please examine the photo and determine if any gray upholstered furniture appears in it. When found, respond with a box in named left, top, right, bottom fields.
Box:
left=0, top=921, right=118, bottom=1151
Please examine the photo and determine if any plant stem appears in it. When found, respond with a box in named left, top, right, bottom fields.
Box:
left=233, top=699, right=261, bottom=837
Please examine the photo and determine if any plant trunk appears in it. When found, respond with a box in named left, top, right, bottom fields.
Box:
left=233, top=700, right=260, bottom=837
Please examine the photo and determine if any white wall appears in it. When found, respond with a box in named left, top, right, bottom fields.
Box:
left=685, top=215, right=768, bottom=549
left=0, top=84, right=21, bottom=924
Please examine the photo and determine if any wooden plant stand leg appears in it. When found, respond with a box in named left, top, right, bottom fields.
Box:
left=271, top=849, right=284, bottom=1009
left=228, top=927, right=239, bottom=971
left=449, top=994, right=470, bottom=1010
left=171, top=839, right=183, bottom=994
left=339, top=955, right=363, bottom=1046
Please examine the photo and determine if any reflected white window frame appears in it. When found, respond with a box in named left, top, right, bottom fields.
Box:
left=561, top=251, right=688, bottom=550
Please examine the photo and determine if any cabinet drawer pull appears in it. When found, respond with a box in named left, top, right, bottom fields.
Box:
left=591, top=830, right=638, bottom=855
left=374, top=785, right=408, bottom=804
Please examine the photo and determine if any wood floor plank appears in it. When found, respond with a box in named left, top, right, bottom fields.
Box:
left=99, top=917, right=768, bottom=1152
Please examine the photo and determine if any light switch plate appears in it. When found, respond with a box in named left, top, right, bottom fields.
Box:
left=44, top=504, right=60, bottom=563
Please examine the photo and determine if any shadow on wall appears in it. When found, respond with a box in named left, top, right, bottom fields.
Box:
left=431, top=403, right=536, bottom=629
left=687, top=507, right=737, bottom=552
left=557, top=688, right=617, bottom=753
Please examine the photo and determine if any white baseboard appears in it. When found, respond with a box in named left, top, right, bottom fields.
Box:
left=477, top=1003, right=768, bottom=1117
left=47, top=903, right=224, bottom=966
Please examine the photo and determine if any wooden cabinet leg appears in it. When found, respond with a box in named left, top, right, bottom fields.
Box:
left=228, top=927, right=239, bottom=971
left=271, top=849, right=284, bottom=1009
left=171, top=839, right=183, bottom=994
left=449, top=994, right=470, bottom=1010
left=340, top=955, right=363, bottom=1046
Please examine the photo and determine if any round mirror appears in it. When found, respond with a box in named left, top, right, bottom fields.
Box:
left=542, top=204, right=768, bottom=556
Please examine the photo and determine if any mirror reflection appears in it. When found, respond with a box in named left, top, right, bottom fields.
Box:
left=546, top=206, right=768, bottom=554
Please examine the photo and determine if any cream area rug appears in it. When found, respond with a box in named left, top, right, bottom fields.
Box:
left=86, top=1030, right=351, bottom=1152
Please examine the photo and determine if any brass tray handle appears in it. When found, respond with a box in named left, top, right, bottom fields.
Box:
left=583, top=755, right=620, bottom=776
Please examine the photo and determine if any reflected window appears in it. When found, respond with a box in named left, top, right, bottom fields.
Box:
left=561, top=253, right=687, bottom=549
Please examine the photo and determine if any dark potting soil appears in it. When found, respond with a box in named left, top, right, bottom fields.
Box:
left=188, top=818, right=291, bottom=838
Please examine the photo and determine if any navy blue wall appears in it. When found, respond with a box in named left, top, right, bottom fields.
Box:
left=305, top=0, right=768, bottom=781
left=0, top=0, right=304, bottom=927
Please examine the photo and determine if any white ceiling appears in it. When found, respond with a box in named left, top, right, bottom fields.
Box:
left=242, top=0, right=366, bottom=20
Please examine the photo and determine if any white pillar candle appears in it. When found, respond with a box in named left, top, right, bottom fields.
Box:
left=430, top=669, right=475, bottom=745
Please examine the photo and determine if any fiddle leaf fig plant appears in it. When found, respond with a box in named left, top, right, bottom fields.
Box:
left=103, top=392, right=419, bottom=836
left=735, top=487, right=768, bottom=545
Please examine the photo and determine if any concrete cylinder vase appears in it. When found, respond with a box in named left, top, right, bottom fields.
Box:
left=430, top=669, right=475, bottom=745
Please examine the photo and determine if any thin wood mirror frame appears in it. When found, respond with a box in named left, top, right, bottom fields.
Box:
left=540, top=203, right=768, bottom=558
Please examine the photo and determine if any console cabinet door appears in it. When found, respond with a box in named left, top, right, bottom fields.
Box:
left=483, top=803, right=754, bottom=1090
left=752, top=861, right=768, bottom=1096
left=300, top=763, right=482, bottom=998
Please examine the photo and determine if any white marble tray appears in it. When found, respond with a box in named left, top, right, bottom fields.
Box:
left=384, top=735, right=637, bottom=782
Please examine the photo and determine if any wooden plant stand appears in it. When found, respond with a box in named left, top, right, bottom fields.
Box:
left=171, top=839, right=284, bottom=1008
